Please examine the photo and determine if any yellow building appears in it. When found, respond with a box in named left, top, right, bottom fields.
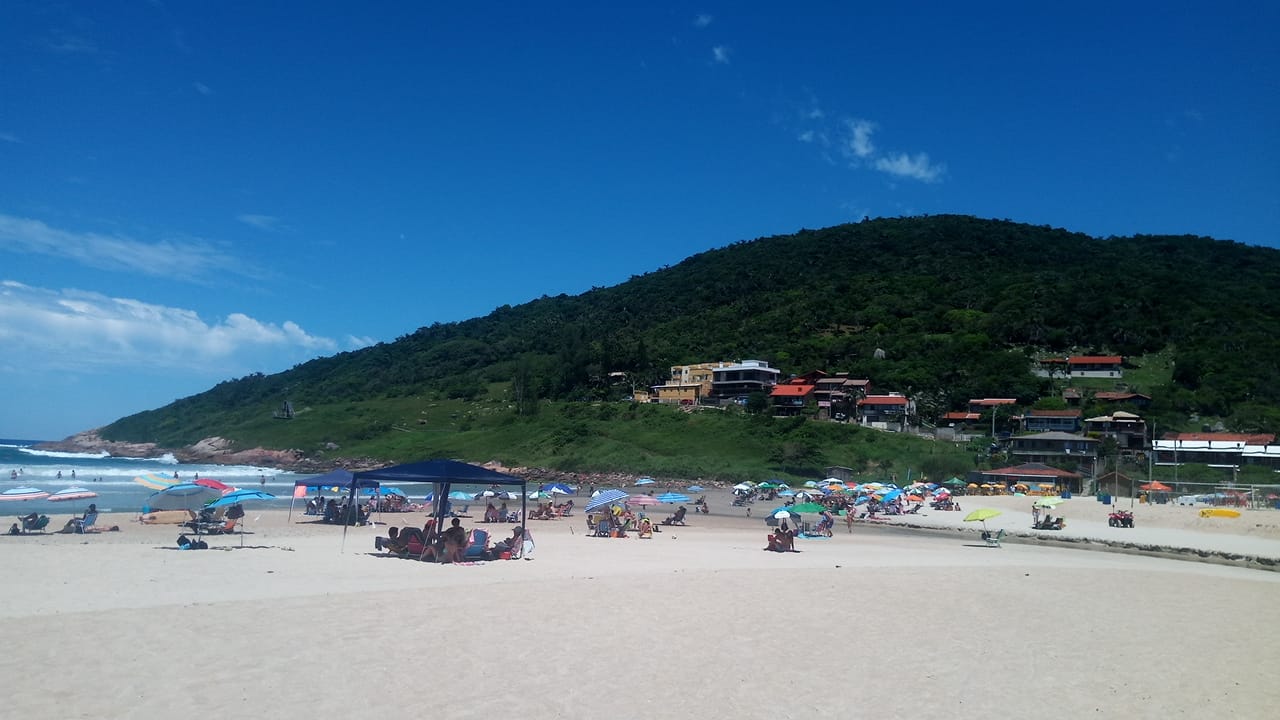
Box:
left=653, top=361, right=730, bottom=404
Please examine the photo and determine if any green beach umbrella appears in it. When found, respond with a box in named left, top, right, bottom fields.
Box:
left=788, top=502, right=827, bottom=514
left=964, top=508, right=1002, bottom=523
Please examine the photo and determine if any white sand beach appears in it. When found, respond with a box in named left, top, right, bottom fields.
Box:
left=3, top=492, right=1278, bottom=720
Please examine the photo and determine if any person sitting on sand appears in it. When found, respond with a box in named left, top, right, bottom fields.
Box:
left=483, top=503, right=499, bottom=523
left=437, top=517, right=467, bottom=563
left=374, top=526, right=402, bottom=552
left=491, top=526, right=525, bottom=558
left=764, top=522, right=796, bottom=552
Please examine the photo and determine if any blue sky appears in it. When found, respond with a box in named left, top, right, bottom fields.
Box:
left=1, top=2, right=1277, bottom=441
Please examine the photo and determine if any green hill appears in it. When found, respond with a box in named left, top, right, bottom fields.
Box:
left=98, top=215, right=1280, bottom=475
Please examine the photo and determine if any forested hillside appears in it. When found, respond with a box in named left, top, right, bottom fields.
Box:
left=102, top=215, right=1280, bottom=447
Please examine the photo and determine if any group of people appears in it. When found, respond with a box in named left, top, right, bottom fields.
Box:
left=480, top=501, right=517, bottom=523
left=528, top=500, right=573, bottom=520
left=310, top=497, right=371, bottom=525
left=374, top=518, right=527, bottom=562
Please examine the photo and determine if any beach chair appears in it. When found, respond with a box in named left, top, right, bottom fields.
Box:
left=462, top=529, right=490, bottom=561
left=982, top=529, right=1006, bottom=547
left=73, top=512, right=98, bottom=534
left=17, top=515, right=50, bottom=533
left=204, top=517, right=239, bottom=535
left=661, top=507, right=687, bottom=526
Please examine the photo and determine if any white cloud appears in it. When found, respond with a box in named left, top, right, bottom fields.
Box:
left=712, top=46, right=730, bottom=65
left=345, top=334, right=377, bottom=350
left=0, top=132, right=19, bottom=144
left=843, top=118, right=876, bottom=159
left=874, top=152, right=945, bottom=182
left=0, top=280, right=336, bottom=373
left=193, top=81, right=213, bottom=96
left=236, top=213, right=281, bottom=231
left=694, top=14, right=713, bottom=28
left=0, top=213, right=247, bottom=279
left=798, top=130, right=815, bottom=143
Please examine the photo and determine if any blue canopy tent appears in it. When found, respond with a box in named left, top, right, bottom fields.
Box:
left=289, top=469, right=380, bottom=522
left=354, top=459, right=527, bottom=552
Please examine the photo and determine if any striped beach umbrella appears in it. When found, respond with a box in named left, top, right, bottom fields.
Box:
left=134, top=472, right=177, bottom=491
left=586, top=489, right=630, bottom=512
left=625, top=495, right=661, bottom=506
left=47, top=487, right=98, bottom=503
left=0, top=487, right=49, bottom=502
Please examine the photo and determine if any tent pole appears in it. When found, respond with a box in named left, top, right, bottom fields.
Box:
left=340, top=479, right=358, bottom=554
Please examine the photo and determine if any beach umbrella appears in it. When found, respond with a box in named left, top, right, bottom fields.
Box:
left=194, top=478, right=233, bottom=493
left=378, top=487, right=407, bottom=498
left=207, top=489, right=277, bottom=546
left=635, top=477, right=656, bottom=486
left=447, top=491, right=474, bottom=502
left=541, top=483, right=574, bottom=495
left=778, top=489, right=796, bottom=497
left=1141, top=481, right=1172, bottom=492
left=1033, top=497, right=1064, bottom=508
left=944, top=478, right=966, bottom=487
left=47, top=487, right=98, bottom=503
left=133, top=472, right=177, bottom=491
left=787, top=502, right=827, bottom=514
left=732, top=483, right=753, bottom=491
left=586, top=489, right=630, bottom=512
left=879, top=489, right=904, bottom=504
left=687, top=485, right=704, bottom=493
left=207, top=489, right=276, bottom=508
left=963, top=508, right=1002, bottom=532
left=626, top=495, right=661, bottom=506
left=0, top=487, right=49, bottom=502
left=656, top=492, right=690, bottom=504
left=803, top=481, right=820, bottom=488
left=143, top=483, right=222, bottom=512
left=757, top=482, right=779, bottom=489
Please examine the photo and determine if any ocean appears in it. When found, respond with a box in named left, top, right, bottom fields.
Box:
left=0, top=438, right=308, bottom=513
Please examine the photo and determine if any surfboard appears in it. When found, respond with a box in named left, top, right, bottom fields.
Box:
left=1199, top=508, right=1241, bottom=518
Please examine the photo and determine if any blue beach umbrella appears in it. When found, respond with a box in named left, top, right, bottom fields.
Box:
left=635, top=477, right=656, bottom=486
left=655, top=492, right=690, bottom=504
left=586, top=489, right=630, bottom=512
left=207, top=489, right=276, bottom=508
left=687, top=485, right=704, bottom=493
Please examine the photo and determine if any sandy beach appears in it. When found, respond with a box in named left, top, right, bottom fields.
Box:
left=3, top=491, right=1278, bottom=719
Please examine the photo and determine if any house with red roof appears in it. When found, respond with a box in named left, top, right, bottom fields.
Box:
left=1022, top=408, right=1082, bottom=433
left=769, top=382, right=815, bottom=417
left=1068, top=355, right=1124, bottom=377
left=857, top=394, right=912, bottom=429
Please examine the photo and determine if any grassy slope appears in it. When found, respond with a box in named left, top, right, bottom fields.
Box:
left=221, top=395, right=974, bottom=484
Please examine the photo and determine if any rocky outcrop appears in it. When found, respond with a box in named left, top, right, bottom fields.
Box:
left=36, top=430, right=333, bottom=472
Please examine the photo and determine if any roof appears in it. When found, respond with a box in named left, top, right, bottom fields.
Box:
left=1095, top=391, right=1151, bottom=401
left=982, top=463, right=1081, bottom=478
left=1026, top=409, right=1082, bottom=417
left=858, top=395, right=909, bottom=406
left=1062, top=388, right=1082, bottom=399
left=942, top=412, right=980, bottom=421
left=1163, top=432, right=1276, bottom=444
left=770, top=384, right=814, bottom=398
left=1068, top=355, right=1123, bottom=364
left=1014, top=432, right=1099, bottom=443
left=969, top=398, right=1018, bottom=406
left=1085, top=413, right=1144, bottom=423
